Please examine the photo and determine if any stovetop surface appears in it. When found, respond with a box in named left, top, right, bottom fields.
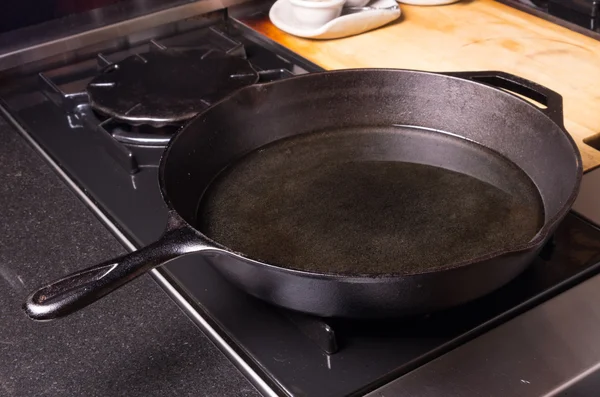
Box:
left=2, top=16, right=600, bottom=397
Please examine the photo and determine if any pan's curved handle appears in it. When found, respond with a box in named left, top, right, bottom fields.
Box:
left=443, top=71, right=564, bottom=126
left=24, top=220, right=208, bottom=321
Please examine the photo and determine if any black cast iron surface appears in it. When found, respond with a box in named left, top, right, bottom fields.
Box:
left=2, top=20, right=600, bottom=397
left=198, top=126, right=543, bottom=274
left=160, top=70, right=578, bottom=320
left=0, top=117, right=259, bottom=397
left=87, top=47, right=259, bottom=127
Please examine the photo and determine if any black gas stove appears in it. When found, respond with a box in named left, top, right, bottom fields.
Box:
left=2, top=8, right=600, bottom=397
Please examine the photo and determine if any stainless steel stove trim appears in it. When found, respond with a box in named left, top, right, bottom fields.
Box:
left=0, top=0, right=252, bottom=72
left=365, top=244, right=600, bottom=396
left=0, top=104, right=278, bottom=397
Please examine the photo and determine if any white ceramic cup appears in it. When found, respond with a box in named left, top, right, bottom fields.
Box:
left=289, top=0, right=347, bottom=29
left=344, top=0, right=370, bottom=7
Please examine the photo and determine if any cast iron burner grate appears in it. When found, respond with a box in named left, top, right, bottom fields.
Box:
left=37, top=26, right=297, bottom=173
left=86, top=45, right=260, bottom=128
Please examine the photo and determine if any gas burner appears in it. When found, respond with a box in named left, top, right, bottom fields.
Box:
left=37, top=27, right=299, bottom=175
left=86, top=48, right=259, bottom=127
left=98, top=117, right=180, bottom=146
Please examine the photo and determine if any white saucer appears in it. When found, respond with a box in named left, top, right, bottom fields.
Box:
left=269, top=0, right=402, bottom=40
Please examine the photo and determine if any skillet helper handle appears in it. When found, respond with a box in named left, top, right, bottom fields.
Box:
left=443, top=71, right=564, bottom=126
left=24, top=226, right=199, bottom=321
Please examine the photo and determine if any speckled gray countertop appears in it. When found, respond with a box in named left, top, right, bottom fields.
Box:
left=0, top=116, right=259, bottom=396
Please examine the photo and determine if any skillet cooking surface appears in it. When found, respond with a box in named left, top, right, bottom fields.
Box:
left=197, top=126, right=544, bottom=275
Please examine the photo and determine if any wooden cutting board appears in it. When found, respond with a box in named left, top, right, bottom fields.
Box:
left=237, top=0, right=600, bottom=172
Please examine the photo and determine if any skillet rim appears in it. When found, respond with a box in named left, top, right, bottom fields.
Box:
left=158, top=68, right=583, bottom=279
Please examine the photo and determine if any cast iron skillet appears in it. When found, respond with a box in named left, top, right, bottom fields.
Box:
left=24, top=69, right=582, bottom=321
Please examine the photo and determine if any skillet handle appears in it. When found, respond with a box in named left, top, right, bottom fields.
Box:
left=24, top=225, right=204, bottom=321
left=443, top=71, right=564, bottom=126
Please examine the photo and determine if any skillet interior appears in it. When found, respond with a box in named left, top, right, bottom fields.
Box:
left=196, top=125, right=544, bottom=275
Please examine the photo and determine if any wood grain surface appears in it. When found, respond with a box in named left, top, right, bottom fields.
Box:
left=238, top=0, right=600, bottom=172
